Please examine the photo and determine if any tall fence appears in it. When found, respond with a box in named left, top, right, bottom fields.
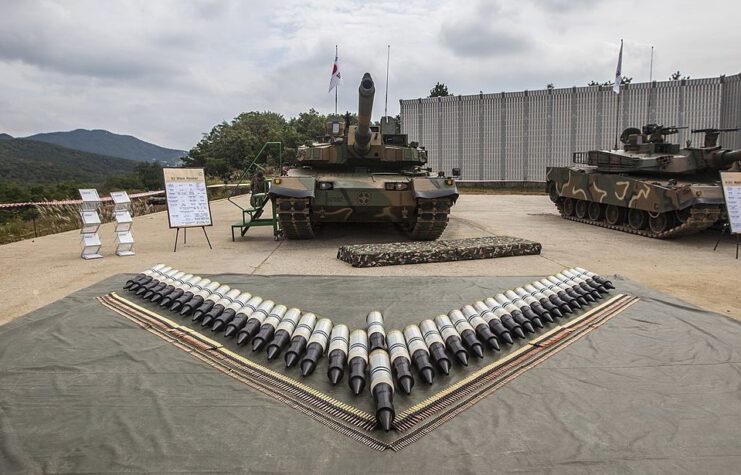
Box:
left=400, top=74, right=741, bottom=181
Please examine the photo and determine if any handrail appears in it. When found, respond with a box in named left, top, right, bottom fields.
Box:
left=228, top=141, right=282, bottom=211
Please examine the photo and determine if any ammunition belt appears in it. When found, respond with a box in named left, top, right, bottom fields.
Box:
left=555, top=200, right=721, bottom=239
left=275, top=197, right=315, bottom=239
left=408, top=198, right=452, bottom=240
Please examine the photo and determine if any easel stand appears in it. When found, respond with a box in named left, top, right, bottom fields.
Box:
left=173, top=226, right=212, bottom=252
left=713, top=224, right=740, bottom=259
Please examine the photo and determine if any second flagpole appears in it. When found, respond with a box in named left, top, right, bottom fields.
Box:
left=335, top=45, right=338, bottom=115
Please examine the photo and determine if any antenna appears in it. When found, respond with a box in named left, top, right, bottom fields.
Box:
left=384, top=45, right=390, bottom=118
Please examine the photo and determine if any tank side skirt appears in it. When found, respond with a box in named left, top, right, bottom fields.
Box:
left=553, top=197, right=721, bottom=239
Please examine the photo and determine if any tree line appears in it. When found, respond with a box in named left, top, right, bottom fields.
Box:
left=0, top=162, right=164, bottom=223
left=181, top=109, right=360, bottom=182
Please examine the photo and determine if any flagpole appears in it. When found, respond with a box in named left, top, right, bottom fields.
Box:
left=615, top=86, right=621, bottom=150
left=335, top=45, right=338, bottom=115
left=646, top=45, right=654, bottom=125
left=384, top=45, right=390, bottom=118
left=614, top=39, right=623, bottom=150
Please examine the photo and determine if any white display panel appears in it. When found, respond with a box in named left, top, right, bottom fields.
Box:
left=80, top=233, right=103, bottom=259
left=80, top=211, right=101, bottom=234
left=110, top=191, right=130, bottom=203
left=115, top=231, right=135, bottom=256
left=162, top=168, right=212, bottom=228
left=114, top=211, right=132, bottom=232
left=110, top=191, right=131, bottom=212
left=720, top=172, right=741, bottom=234
left=79, top=189, right=100, bottom=203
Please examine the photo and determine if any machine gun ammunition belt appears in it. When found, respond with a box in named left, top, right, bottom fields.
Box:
left=408, top=198, right=452, bottom=241
left=275, top=197, right=315, bottom=240
left=555, top=200, right=721, bottom=239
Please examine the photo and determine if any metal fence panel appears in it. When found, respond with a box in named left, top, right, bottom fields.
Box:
left=400, top=74, right=741, bottom=181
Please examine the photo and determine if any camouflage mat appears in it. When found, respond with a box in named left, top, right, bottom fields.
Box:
left=3, top=274, right=741, bottom=473
left=337, top=236, right=542, bottom=267
left=96, top=291, right=636, bottom=451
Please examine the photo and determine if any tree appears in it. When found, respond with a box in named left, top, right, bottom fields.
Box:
left=589, top=76, right=631, bottom=87
left=546, top=83, right=554, bottom=90
left=429, top=82, right=450, bottom=97
left=288, top=108, right=327, bottom=143
left=134, top=162, right=164, bottom=190
left=670, top=70, right=690, bottom=80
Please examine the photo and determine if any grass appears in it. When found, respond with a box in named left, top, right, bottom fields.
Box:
left=0, top=188, right=248, bottom=245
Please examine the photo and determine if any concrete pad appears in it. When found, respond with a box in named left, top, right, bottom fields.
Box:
left=1, top=194, right=739, bottom=326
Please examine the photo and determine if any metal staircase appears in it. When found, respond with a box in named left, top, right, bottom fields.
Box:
left=228, top=142, right=283, bottom=240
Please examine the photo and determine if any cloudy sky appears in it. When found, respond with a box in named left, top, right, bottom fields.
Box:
left=1, top=0, right=738, bottom=150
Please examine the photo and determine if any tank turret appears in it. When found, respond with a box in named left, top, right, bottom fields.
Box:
left=547, top=124, right=741, bottom=238
left=587, top=125, right=741, bottom=174
left=269, top=72, right=458, bottom=240
left=295, top=73, right=429, bottom=170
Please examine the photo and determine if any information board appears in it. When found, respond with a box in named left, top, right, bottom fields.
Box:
left=720, top=171, right=741, bottom=234
left=162, top=168, right=212, bottom=228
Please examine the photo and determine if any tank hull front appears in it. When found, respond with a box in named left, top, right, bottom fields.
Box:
left=268, top=171, right=458, bottom=240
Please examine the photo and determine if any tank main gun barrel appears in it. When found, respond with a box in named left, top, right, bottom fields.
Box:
left=707, top=148, right=741, bottom=169
left=354, top=72, right=376, bottom=156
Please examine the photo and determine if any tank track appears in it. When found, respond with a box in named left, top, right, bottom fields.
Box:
left=275, top=197, right=315, bottom=240
left=407, top=198, right=452, bottom=240
left=275, top=196, right=452, bottom=240
left=554, top=199, right=721, bottom=239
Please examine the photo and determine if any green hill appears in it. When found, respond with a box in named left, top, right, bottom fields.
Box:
left=26, top=129, right=186, bottom=163
left=0, top=133, right=13, bottom=140
left=0, top=138, right=139, bottom=185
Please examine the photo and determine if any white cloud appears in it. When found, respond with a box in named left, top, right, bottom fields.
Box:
left=0, top=0, right=738, bottom=149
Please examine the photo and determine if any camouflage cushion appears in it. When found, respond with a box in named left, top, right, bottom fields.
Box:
left=337, top=236, right=542, bottom=267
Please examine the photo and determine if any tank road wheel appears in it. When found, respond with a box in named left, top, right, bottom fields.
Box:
left=628, top=209, right=648, bottom=230
left=605, top=205, right=625, bottom=225
left=587, top=202, right=604, bottom=221
left=562, top=198, right=576, bottom=216
left=547, top=182, right=560, bottom=203
left=649, top=212, right=675, bottom=234
left=575, top=200, right=589, bottom=219
left=675, top=207, right=691, bottom=224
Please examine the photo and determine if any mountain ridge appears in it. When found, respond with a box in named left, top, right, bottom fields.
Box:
left=25, top=129, right=186, bottom=163
left=0, top=138, right=139, bottom=185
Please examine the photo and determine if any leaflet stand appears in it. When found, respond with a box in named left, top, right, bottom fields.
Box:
left=111, top=191, right=135, bottom=256
left=79, top=189, right=103, bottom=259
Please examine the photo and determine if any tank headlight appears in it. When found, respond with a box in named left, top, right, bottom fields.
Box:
left=445, top=178, right=454, bottom=186
left=318, top=182, right=334, bottom=190
left=385, top=182, right=410, bottom=191
left=273, top=178, right=282, bottom=184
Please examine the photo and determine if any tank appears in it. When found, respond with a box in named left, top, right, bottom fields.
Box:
left=546, top=124, right=741, bottom=238
left=268, top=72, right=459, bottom=240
